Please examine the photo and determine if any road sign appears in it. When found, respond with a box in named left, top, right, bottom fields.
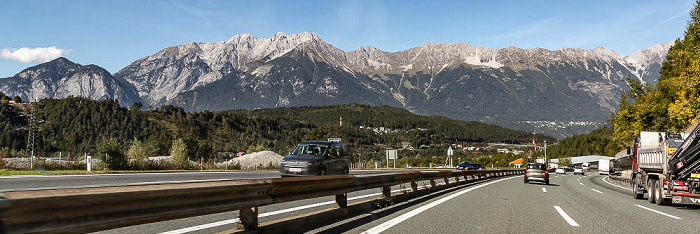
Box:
left=386, top=149, right=397, bottom=168
left=447, top=146, right=454, bottom=156
left=386, top=150, right=397, bottom=159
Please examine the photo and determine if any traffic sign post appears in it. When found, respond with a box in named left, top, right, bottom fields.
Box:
left=386, top=149, right=397, bottom=168
left=447, top=146, right=454, bottom=167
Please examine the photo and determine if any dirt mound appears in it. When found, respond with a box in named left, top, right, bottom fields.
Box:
left=220, top=151, right=283, bottom=170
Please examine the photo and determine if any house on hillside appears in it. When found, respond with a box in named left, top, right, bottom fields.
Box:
left=509, top=158, right=524, bottom=168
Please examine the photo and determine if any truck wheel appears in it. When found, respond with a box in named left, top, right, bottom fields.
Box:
left=648, top=179, right=656, bottom=204
left=655, top=180, right=668, bottom=206
left=632, top=178, right=644, bottom=199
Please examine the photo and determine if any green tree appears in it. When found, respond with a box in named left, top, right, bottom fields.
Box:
left=98, top=137, right=127, bottom=170
left=613, top=0, right=700, bottom=146
left=13, top=96, right=21, bottom=103
left=171, top=138, right=190, bottom=169
left=126, top=139, right=148, bottom=169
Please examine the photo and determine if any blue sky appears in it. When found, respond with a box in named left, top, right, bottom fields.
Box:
left=0, top=0, right=695, bottom=77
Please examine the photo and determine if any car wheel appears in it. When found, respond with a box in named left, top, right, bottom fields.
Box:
left=648, top=179, right=656, bottom=203
left=318, top=167, right=327, bottom=176
left=342, top=167, right=349, bottom=175
left=524, top=177, right=528, bottom=183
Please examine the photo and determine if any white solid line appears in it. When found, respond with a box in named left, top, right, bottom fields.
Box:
left=361, top=177, right=515, bottom=234
left=591, top=189, right=603, bottom=194
left=635, top=205, right=682, bottom=220
left=602, top=177, right=632, bottom=191
left=160, top=219, right=237, bottom=234
left=554, top=206, right=580, bottom=227
left=159, top=188, right=412, bottom=234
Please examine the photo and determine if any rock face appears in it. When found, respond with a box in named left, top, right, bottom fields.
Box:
left=0, top=57, right=142, bottom=106
left=0, top=33, right=674, bottom=137
left=116, top=32, right=671, bottom=136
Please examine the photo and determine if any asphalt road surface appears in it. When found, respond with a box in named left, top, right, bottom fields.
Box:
left=0, top=169, right=406, bottom=192
left=5, top=171, right=700, bottom=233
left=331, top=172, right=700, bottom=233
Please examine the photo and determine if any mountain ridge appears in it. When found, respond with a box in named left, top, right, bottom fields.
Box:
left=0, top=32, right=675, bottom=137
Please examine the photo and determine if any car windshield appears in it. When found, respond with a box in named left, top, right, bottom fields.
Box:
left=291, top=144, right=328, bottom=157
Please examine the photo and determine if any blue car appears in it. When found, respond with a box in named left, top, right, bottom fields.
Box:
left=457, top=161, right=485, bottom=170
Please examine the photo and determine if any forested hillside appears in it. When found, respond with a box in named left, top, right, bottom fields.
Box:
left=0, top=96, right=554, bottom=165
left=613, top=2, right=700, bottom=146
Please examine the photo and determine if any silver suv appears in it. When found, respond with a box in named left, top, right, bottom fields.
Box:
left=524, top=163, right=549, bottom=185
left=279, top=141, right=350, bottom=177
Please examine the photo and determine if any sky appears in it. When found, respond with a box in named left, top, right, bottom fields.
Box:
left=0, top=0, right=695, bottom=77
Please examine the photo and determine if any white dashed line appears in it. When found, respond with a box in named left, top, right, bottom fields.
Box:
left=579, top=182, right=584, bottom=186
left=542, top=187, right=547, bottom=193
left=554, top=206, right=580, bottom=227
left=591, top=189, right=603, bottom=194
left=635, top=205, right=682, bottom=220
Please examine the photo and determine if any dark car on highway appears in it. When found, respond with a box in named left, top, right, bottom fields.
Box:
left=279, top=140, right=350, bottom=177
left=457, top=161, right=485, bottom=170
left=524, top=163, right=549, bottom=185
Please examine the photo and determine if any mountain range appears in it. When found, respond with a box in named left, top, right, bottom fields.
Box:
left=0, top=32, right=674, bottom=137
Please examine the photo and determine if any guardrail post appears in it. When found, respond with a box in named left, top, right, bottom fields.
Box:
left=336, top=193, right=348, bottom=208
left=382, top=186, right=391, bottom=197
left=455, top=176, right=460, bottom=183
left=238, top=207, right=258, bottom=230
left=430, top=179, right=436, bottom=188
left=464, top=175, right=469, bottom=181
left=411, top=182, right=418, bottom=192
left=444, top=177, right=449, bottom=185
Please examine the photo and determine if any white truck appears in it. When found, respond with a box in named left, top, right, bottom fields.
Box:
left=629, top=126, right=700, bottom=206
left=598, top=159, right=613, bottom=175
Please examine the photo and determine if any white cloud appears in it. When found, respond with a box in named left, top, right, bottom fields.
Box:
left=1, top=46, right=71, bottom=63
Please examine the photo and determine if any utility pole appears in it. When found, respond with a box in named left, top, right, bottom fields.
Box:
left=26, top=102, right=36, bottom=169
left=544, top=140, right=548, bottom=168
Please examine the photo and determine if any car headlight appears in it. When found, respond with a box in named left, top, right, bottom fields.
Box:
left=307, top=161, right=319, bottom=166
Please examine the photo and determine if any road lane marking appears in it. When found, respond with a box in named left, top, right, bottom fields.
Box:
left=591, top=189, right=603, bottom=194
left=554, top=206, right=580, bottom=227
left=602, top=177, right=632, bottom=191
left=635, top=205, right=682, bottom=220
left=159, top=188, right=412, bottom=234
left=542, top=187, right=547, bottom=193
left=579, top=182, right=584, bottom=186
left=361, top=176, right=516, bottom=234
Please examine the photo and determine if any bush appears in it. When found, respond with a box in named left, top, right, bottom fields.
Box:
left=98, top=138, right=128, bottom=170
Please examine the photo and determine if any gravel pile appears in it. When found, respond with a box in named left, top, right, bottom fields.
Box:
left=219, top=151, right=283, bottom=170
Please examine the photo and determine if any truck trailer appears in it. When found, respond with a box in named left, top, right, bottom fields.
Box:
left=630, top=125, right=700, bottom=206
left=598, top=159, right=613, bottom=175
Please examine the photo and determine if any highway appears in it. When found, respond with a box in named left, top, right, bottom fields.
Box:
left=4, top=171, right=700, bottom=233
left=0, top=170, right=405, bottom=192
left=333, top=172, right=700, bottom=234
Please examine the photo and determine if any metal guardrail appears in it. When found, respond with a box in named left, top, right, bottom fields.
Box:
left=0, top=169, right=522, bottom=233
left=608, top=173, right=633, bottom=187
